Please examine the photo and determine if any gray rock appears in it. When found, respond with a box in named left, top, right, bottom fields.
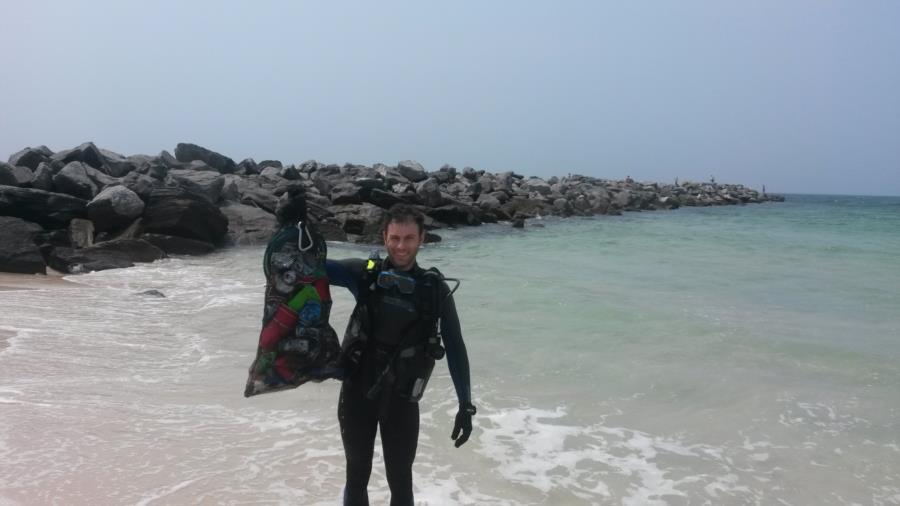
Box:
left=68, top=218, right=95, bottom=248
left=433, top=166, right=456, bottom=184
left=375, top=165, right=410, bottom=186
left=495, top=172, right=514, bottom=192
left=141, top=233, right=216, bottom=255
left=142, top=187, right=229, bottom=244
left=145, top=163, right=168, bottom=180
left=97, top=218, right=143, bottom=242
left=476, top=193, right=502, bottom=210
left=121, top=173, right=160, bottom=202
left=167, top=169, right=225, bottom=203
left=31, top=163, right=54, bottom=191
left=52, top=162, right=99, bottom=200
left=259, top=166, right=282, bottom=179
left=136, top=289, right=166, bottom=297
left=240, top=189, right=279, bottom=214
left=220, top=175, right=241, bottom=202
left=397, top=160, right=427, bottom=182
left=415, top=177, right=444, bottom=207
left=237, top=158, right=259, bottom=175
left=97, top=148, right=137, bottom=177
left=331, top=182, right=366, bottom=205
left=501, top=196, right=547, bottom=218
left=8, top=146, right=52, bottom=170
left=0, top=216, right=46, bottom=274
left=50, top=142, right=105, bottom=172
left=157, top=150, right=183, bottom=169
left=610, top=189, right=631, bottom=210
left=0, top=163, right=33, bottom=187
left=278, top=165, right=300, bottom=180
left=0, top=185, right=87, bottom=228
left=298, top=160, right=320, bottom=173
left=258, top=160, right=283, bottom=170
left=524, top=177, right=552, bottom=196
left=477, top=175, right=495, bottom=194
left=427, top=203, right=481, bottom=226
left=553, top=198, right=573, bottom=216
left=174, top=143, right=238, bottom=174
left=219, top=203, right=277, bottom=245
left=45, top=239, right=165, bottom=274
left=86, top=185, right=145, bottom=231
left=331, top=203, right=386, bottom=243
left=368, top=188, right=407, bottom=209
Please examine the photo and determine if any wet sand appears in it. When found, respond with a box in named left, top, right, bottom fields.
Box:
left=0, top=270, right=73, bottom=292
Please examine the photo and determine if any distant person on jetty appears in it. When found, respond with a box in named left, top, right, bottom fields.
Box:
left=327, top=204, right=474, bottom=506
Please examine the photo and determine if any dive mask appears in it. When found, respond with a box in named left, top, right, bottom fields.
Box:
left=376, top=270, right=416, bottom=294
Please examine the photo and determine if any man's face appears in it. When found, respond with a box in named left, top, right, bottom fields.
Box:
left=383, top=220, right=424, bottom=271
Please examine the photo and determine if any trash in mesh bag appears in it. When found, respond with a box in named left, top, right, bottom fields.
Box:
left=244, top=220, right=341, bottom=397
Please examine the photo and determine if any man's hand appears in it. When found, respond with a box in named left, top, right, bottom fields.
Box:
left=451, top=403, right=476, bottom=448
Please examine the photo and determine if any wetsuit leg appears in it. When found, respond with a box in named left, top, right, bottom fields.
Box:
left=339, top=382, right=378, bottom=506
left=379, top=396, right=420, bottom=506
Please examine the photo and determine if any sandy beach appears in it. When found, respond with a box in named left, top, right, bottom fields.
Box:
left=0, top=270, right=73, bottom=292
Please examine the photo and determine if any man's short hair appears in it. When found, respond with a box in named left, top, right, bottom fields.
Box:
left=382, top=204, right=425, bottom=235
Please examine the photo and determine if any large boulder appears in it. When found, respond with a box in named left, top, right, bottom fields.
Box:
left=331, top=182, right=366, bottom=205
left=0, top=185, right=87, bottom=228
left=368, top=188, right=407, bottom=209
left=219, top=175, right=241, bottom=202
left=142, top=187, right=229, bottom=244
left=167, top=169, right=225, bottom=203
left=374, top=164, right=410, bottom=186
left=50, top=142, right=106, bottom=171
left=0, top=216, right=46, bottom=274
left=500, top=196, right=548, bottom=218
left=240, top=189, right=279, bottom=213
left=31, top=163, right=54, bottom=191
left=7, top=146, right=52, bottom=170
left=397, top=160, right=428, bottom=183
left=44, top=239, right=165, bottom=274
left=237, top=158, right=260, bottom=175
left=52, top=161, right=108, bottom=200
left=427, top=203, right=481, bottom=226
left=219, top=203, right=277, bottom=245
left=331, top=203, right=386, bottom=243
left=120, top=173, right=161, bottom=202
left=0, top=163, right=33, bottom=187
left=174, top=143, right=238, bottom=174
left=86, top=185, right=145, bottom=231
left=97, top=148, right=138, bottom=177
left=523, top=177, right=552, bottom=196
left=415, top=177, right=445, bottom=207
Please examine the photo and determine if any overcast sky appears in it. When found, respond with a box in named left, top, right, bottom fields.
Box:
left=2, top=1, right=898, bottom=195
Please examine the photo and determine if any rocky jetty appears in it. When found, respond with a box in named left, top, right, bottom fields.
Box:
left=0, top=142, right=783, bottom=274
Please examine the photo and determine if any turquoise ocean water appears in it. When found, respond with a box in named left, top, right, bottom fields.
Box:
left=1, top=194, right=898, bottom=505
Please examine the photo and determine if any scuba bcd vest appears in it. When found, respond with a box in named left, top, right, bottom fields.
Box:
left=341, top=254, right=457, bottom=402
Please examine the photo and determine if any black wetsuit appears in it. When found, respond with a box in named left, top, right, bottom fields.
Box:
left=326, top=258, right=471, bottom=506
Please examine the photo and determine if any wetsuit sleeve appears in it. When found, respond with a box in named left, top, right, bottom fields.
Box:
left=440, top=286, right=472, bottom=406
left=326, top=259, right=366, bottom=300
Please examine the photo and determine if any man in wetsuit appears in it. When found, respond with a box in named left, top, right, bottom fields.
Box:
left=326, top=204, right=475, bottom=506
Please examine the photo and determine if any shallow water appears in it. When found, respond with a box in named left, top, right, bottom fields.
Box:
left=1, top=195, right=899, bottom=505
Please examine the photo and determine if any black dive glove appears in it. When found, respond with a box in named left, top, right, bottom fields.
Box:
left=451, top=403, right=476, bottom=448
